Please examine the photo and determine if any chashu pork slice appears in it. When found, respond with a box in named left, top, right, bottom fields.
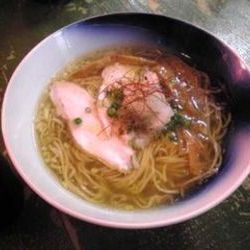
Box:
left=99, top=63, right=174, bottom=147
left=50, top=81, right=134, bottom=172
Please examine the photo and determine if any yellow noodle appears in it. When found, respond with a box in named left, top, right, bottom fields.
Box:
left=35, top=48, right=230, bottom=210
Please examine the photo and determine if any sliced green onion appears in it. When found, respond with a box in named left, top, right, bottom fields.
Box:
left=73, top=117, right=82, bottom=125
left=107, top=88, right=124, bottom=103
left=111, top=102, right=120, bottom=109
left=162, top=113, right=192, bottom=134
left=169, top=78, right=177, bottom=85
left=107, top=107, right=117, bottom=117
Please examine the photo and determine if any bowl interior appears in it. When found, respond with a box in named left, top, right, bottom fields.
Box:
left=2, top=14, right=250, bottom=228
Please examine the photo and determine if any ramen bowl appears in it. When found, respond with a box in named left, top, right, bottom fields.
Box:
left=2, top=13, right=250, bottom=229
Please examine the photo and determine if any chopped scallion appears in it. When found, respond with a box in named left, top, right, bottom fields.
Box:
left=107, top=107, right=117, bottom=117
left=73, top=117, right=82, bottom=125
left=162, top=113, right=192, bottom=134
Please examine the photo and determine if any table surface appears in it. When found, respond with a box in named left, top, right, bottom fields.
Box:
left=0, top=0, right=250, bottom=249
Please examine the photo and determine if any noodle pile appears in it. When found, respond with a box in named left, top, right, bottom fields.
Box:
left=35, top=48, right=230, bottom=210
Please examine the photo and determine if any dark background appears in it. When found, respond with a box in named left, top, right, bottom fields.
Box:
left=0, top=0, right=250, bottom=249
